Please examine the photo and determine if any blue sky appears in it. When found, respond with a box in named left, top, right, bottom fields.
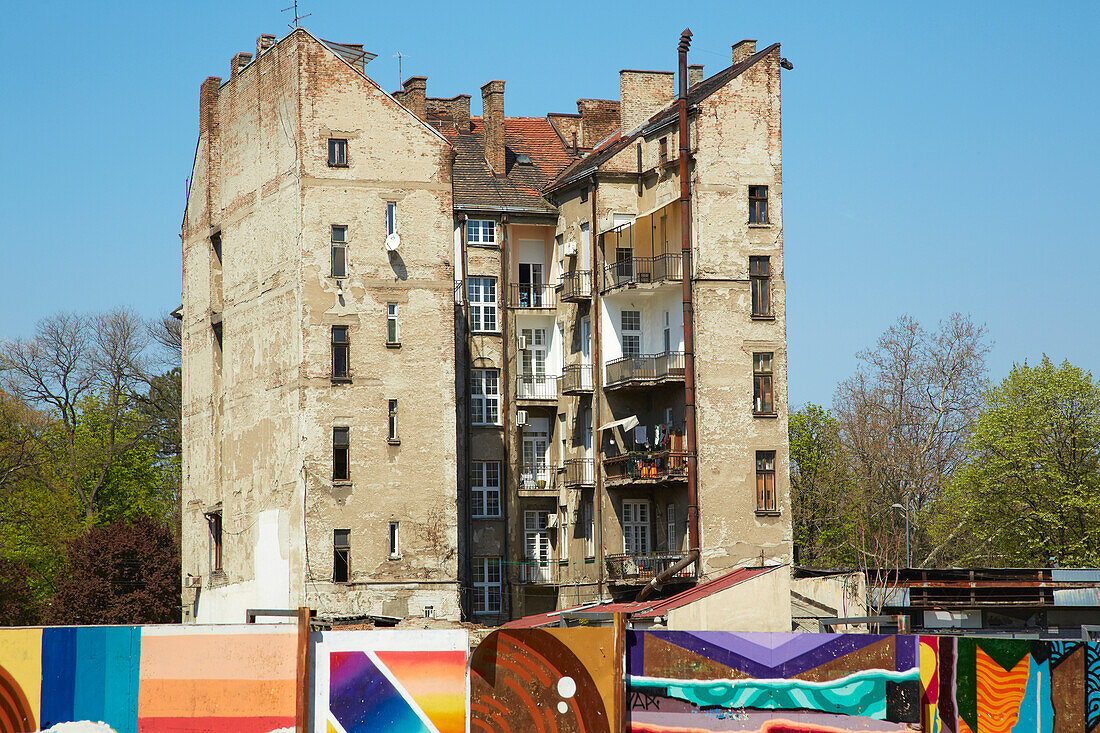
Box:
left=0, top=1, right=1097, bottom=407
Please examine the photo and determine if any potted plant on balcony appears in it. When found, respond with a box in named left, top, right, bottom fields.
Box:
left=536, top=479, right=547, bottom=490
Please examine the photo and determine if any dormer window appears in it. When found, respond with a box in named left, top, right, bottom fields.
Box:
left=515, top=153, right=533, bottom=165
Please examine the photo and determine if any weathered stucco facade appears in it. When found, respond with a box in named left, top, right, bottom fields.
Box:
left=181, top=30, right=791, bottom=626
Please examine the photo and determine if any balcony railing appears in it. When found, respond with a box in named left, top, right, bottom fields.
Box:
left=605, top=553, right=694, bottom=583
left=517, top=560, right=559, bottom=584
left=603, top=450, right=691, bottom=484
left=561, top=364, right=594, bottom=394
left=602, top=253, right=683, bottom=293
left=517, top=375, right=558, bottom=401
left=605, top=351, right=685, bottom=389
left=560, top=270, right=592, bottom=302
left=564, top=458, right=595, bottom=488
left=520, top=462, right=553, bottom=490
left=510, top=283, right=556, bottom=309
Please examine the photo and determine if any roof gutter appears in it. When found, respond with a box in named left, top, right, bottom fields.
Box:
left=638, top=28, right=701, bottom=601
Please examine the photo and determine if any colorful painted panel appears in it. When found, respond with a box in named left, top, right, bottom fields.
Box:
left=313, top=629, right=467, bottom=733
left=469, top=628, right=616, bottom=733
left=0, top=628, right=41, bottom=733
left=626, top=631, right=920, bottom=732
left=136, top=625, right=297, bottom=733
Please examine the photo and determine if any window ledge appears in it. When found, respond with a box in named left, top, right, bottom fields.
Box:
left=753, top=412, right=779, bottom=419
left=751, top=315, right=776, bottom=321
left=467, top=243, right=500, bottom=249
left=748, top=223, right=773, bottom=228
left=584, top=557, right=596, bottom=563
left=332, top=480, right=352, bottom=487
left=387, top=439, right=401, bottom=446
left=472, top=514, right=504, bottom=521
left=755, top=510, right=782, bottom=517
left=385, top=341, right=401, bottom=349
left=388, top=554, right=402, bottom=561
left=470, top=330, right=502, bottom=337
left=472, top=423, right=503, bottom=430
left=331, top=377, right=353, bottom=384
left=328, top=163, right=349, bottom=169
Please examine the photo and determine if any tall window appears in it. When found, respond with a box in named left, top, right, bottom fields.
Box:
left=753, top=353, right=774, bottom=415
left=389, top=521, right=400, bottom=557
left=333, top=529, right=350, bottom=583
left=659, top=136, right=668, bottom=166
left=622, top=500, right=651, bottom=555
left=524, top=511, right=551, bottom=583
left=466, top=220, right=496, bottom=246
left=749, top=256, right=772, bottom=317
left=388, top=399, right=399, bottom=442
left=328, top=138, right=347, bottom=166
left=468, top=277, right=498, bottom=332
left=666, top=504, right=677, bottom=552
left=663, top=311, right=672, bottom=353
left=333, top=427, right=350, bottom=481
left=210, top=232, right=222, bottom=263
left=331, top=225, right=347, bottom=277
left=470, top=369, right=500, bottom=425
left=583, top=499, right=594, bottom=557
left=621, top=310, right=642, bottom=357
left=756, top=450, right=777, bottom=512
left=471, top=461, right=501, bottom=517
left=386, top=202, right=398, bottom=236
left=472, top=557, right=502, bottom=614
left=386, top=303, right=398, bottom=344
left=749, top=185, right=769, bottom=224
left=208, top=510, right=223, bottom=572
left=331, top=326, right=350, bottom=380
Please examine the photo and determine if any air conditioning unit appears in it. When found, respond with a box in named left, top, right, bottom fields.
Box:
left=563, top=240, right=578, bottom=256
left=546, top=514, right=560, bottom=529
left=184, top=575, right=202, bottom=589
left=516, top=410, right=529, bottom=426
left=518, top=335, right=529, bottom=350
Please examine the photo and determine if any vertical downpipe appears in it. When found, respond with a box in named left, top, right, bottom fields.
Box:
left=590, top=177, right=606, bottom=602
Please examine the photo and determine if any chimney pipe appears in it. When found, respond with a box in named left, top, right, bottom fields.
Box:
left=481, top=80, right=506, bottom=175
left=256, top=34, right=276, bottom=57
left=688, top=64, right=704, bottom=88
left=731, top=39, right=757, bottom=65
left=401, top=76, right=428, bottom=121
left=638, top=27, right=701, bottom=601
left=230, top=52, right=252, bottom=79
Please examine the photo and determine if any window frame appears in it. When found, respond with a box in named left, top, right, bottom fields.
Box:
left=331, top=325, right=350, bottom=382
left=622, top=499, right=651, bottom=555
left=328, top=138, right=348, bottom=167
left=331, top=225, right=347, bottom=278
left=470, top=369, right=501, bottom=426
left=388, top=521, right=400, bottom=558
left=466, top=219, right=497, bottom=247
left=386, top=303, right=399, bottom=345
left=468, top=277, right=499, bottom=333
left=333, top=427, right=350, bottom=482
left=471, top=460, right=502, bottom=518
left=333, top=529, right=350, bottom=583
left=749, top=185, right=769, bottom=225
left=472, top=556, right=502, bottom=614
left=621, top=309, right=642, bottom=358
left=749, top=256, right=773, bottom=318
left=208, top=510, right=223, bottom=573
left=386, top=201, right=398, bottom=236
left=387, top=399, right=399, bottom=444
left=753, top=352, right=775, bottom=416
left=756, top=450, right=778, bottom=513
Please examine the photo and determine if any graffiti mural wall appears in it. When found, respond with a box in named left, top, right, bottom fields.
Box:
left=312, top=629, right=467, bottom=733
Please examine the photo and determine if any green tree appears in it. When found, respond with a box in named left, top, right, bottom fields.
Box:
left=934, top=357, right=1100, bottom=566
left=789, top=404, right=852, bottom=566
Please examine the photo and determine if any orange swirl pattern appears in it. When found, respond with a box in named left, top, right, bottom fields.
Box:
left=974, top=647, right=1029, bottom=733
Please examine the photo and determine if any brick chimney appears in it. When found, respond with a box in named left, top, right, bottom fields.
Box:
left=256, top=34, right=276, bottom=57
left=576, top=99, right=620, bottom=148
left=230, top=52, right=252, bottom=79
left=732, top=40, right=757, bottom=65
left=688, top=64, right=704, bottom=88
left=199, top=77, right=221, bottom=137
left=481, top=80, right=506, bottom=175
left=427, top=95, right=472, bottom=132
left=199, top=77, right=222, bottom=221
left=401, top=76, right=427, bottom=121
left=619, top=70, right=674, bottom=134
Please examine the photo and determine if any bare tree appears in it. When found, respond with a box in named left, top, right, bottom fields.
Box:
left=0, top=310, right=154, bottom=521
left=833, top=314, right=990, bottom=569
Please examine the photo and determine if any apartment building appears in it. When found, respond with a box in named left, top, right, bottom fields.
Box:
left=180, top=28, right=792, bottom=626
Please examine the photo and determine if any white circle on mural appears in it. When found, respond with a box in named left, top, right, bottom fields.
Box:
left=558, top=676, right=577, bottom=698
left=557, top=701, right=569, bottom=714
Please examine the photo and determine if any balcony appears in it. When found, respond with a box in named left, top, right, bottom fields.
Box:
left=516, top=375, right=558, bottom=402
left=560, top=364, right=594, bottom=394
left=509, top=283, right=556, bottom=310
left=605, top=553, right=694, bottom=584
left=516, top=560, right=560, bottom=585
left=601, top=253, right=683, bottom=294
left=563, top=458, right=595, bottom=488
left=520, top=462, right=553, bottom=491
left=560, top=270, right=592, bottom=302
left=605, top=351, right=685, bottom=390
left=603, top=450, right=691, bottom=485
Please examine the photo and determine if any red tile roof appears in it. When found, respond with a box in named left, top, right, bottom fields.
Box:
left=501, top=564, right=781, bottom=628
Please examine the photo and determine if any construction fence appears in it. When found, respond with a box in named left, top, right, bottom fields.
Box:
left=1, top=618, right=1098, bottom=732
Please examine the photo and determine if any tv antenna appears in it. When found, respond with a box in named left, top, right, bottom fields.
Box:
left=394, top=51, right=408, bottom=86
left=282, top=0, right=311, bottom=28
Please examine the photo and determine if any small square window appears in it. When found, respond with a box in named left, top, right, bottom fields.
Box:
left=328, top=138, right=347, bottom=167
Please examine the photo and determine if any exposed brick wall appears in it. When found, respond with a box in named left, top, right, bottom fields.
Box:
left=427, top=95, right=471, bottom=131
left=481, top=80, right=505, bottom=174
left=732, top=39, right=757, bottom=65
left=619, top=70, right=674, bottom=134
left=688, top=64, right=704, bottom=89
left=230, top=52, right=252, bottom=79
left=401, top=76, right=427, bottom=120
left=576, top=98, right=620, bottom=147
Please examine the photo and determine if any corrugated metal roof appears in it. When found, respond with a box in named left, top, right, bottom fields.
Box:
left=1052, top=569, right=1100, bottom=582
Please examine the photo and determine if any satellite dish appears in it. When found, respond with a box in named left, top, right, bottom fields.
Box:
left=385, top=232, right=401, bottom=252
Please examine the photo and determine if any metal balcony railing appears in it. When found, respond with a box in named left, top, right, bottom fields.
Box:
left=603, top=450, right=691, bottom=483
left=520, top=462, right=553, bottom=490
left=602, top=253, right=683, bottom=293
left=605, top=351, right=685, bottom=388
left=605, top=553, right=694, bottom=583
left=564, top=458, right=595, bottom=488
left=517, top=560, right=558, bottom=584
left=516, top=375, right=558, bottom=401
left=510, top=283, right=556, bottom=309
left=560, top=270, right=592, bottom=302
left=560, top=364, right=594, bottom=394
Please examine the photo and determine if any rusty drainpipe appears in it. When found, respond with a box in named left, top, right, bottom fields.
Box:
left=638, top=28, right=700, bottom=602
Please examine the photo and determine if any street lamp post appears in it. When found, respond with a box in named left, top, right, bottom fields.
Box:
left=891, top=502, right=911, bottom=568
